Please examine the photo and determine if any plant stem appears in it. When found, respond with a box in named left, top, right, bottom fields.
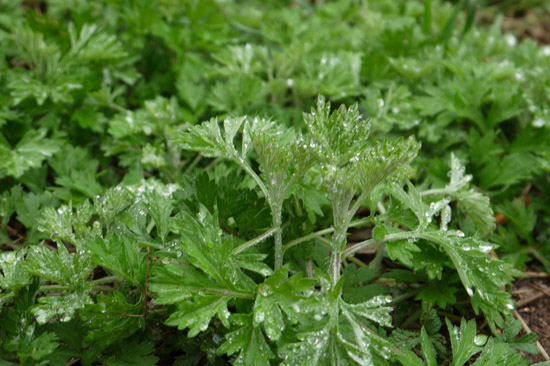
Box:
left=273, top=208, right=283, bottom=270
left=329, top=189, right=369, bottom=284
left=423, top=0, right=432, bottom=35
left=344, top=230, right=457, bottom=258
left=92, top=275, right=121, bottom=285
left=369, top=243, right=386, bottom=269
left=233, top=227, right=277, bottom=255
left=236, top=158, right=270, bottom=201
left=420, top=187, right=451, bottom=196
left=331, top=250, right=341, bottom=284
left=283, top=217, right=371, bottom=253
left=183, top=153, right=202, bottom=175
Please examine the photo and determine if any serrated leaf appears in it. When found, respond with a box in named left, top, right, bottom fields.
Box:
left=279, top=288, right=394, bottom=366
left=253, top=268, right=315, bottom=341
left=0, top=185, right=22, bottom=231
left=446, top=318, right=481, bottom=366
left=166, top=294, right=232, bottom=337
left=0, top=129, right=61, bottom=178
left=142, top=188, right=174, bottom=242
left=218, top=314, right=275, bottom=366
left=86, top=234, right=147, bottom=288
left=416, top=273, right=459, bottom=309
left=390, top=182, right=428, bottom=230
left=38, top=201, right=93, bottom=245
left=25, top=244, right=94, bottom=289
left=420, top=326, right=437, bottom=366
left=17, top=331, right=59, bottom=363
left=32, top=290, right=93, bottom=324
left=0, top=250, right=32, bottom=292
left=179, top=117, right=246, bottom=158
left=105, top=339, right=159, bottom=366
left=304, top=95, right=371, bottom=165
left=81, top=291, right=144, bottom=348
left=431, top=153, right=496, bottom=233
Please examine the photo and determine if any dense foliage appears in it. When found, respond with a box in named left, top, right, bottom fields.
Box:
left=1, top=0, right=549, bottom=365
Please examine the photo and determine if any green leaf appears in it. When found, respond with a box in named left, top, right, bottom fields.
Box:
left=32, top=290, right=93, bottom=324
left=420, top=326, right=437, bottom=366
left=86, top=234, right=147, bottom=289
left=50, top=145, right=103, bottom=199
left=218, top=314, right=275, bottom=366
left=0, top=250, right=32, bottom=293
left=94, top=186, right=134, bottom=228
left=80, top=291, right=145, bottom=348
left=446, top=153, right=495, bottom=232
left=357, top=137, right=420, bottom=197
left=279, top=289, right=394, bottom=365
left=179, top=116, right=246, bottom=158
left=166, top=294, right=232, bottom=337
left=479, top=152, right=537, bottom=190
left=389, top=182, right=428, bottom=230
left=38, top=201, right=94, bottom=245
left=416, top=273, right=459, bottom=309
left=0, top=185, right=22, bottom=231
left=15, top=192, right=58, bottom=243
left=0, top=129, right=61, bottom=178
left=24, top=245, right=94, bottom=323
left=67, top=23, right=127, bottom=62
left=142, top=188, right=174, bottom=242
left=497, top=317, right=540, bottom=354
left=422, top=231, right=515, bottom=328
left=303, top=95, right=371, bottom=166
left=150, top=206, right=264, bottom=336
left=446, top=318, right=481, bottom=366
left=254, top=268, right=315, bottom=341
left=105, top=339, right=159, bottom=366
left=25, top=244, right=94, bottom=288
left=17, top=331, right=59, bottom=363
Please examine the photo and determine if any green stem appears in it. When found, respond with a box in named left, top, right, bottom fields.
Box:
left=391, top=288, right=421, bottom=305
left=273, top=208, right=283, bottom=270
left=423, top=0, right=432, bottom=35
left=349, top=190, right=370, bottom=221
left=420, top=187, right=452, bottom=196
left=39, top=284, right=114, bottom=293
left=283, top=217, right=372, bottom=253
left=331, top=250, right=341, bottom=285
left=92, top=275, right=121, bottom=285
left=204, top=157, right=221, bottom=171
left=198, top=287, right=255, bottom=300
left=138, top=241, right=164, bottom=250
left=183, top=153, right=202, bottom=175
left=233, top=228, right=277, bottom=255
left=344, top=231, right=417, bottom=257
left=369, top=243, right=386, bottom=269
left=329, top=189, right=370, bottom=284
left=236, top=158, right=270, bottom=201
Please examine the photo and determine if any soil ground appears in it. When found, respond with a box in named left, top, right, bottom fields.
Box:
left=513, top=264, right=550, bottom=363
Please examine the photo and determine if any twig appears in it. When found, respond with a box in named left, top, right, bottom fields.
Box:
left=143, top=247, right=151, bottom=327
left=6, top=225, right=25, bottom=241
left=514, top=310, right=550, bottom=361
left=517, top=292, right=545, bottom=308
left=151, top=256, right=191, bottom=265
left=64, top=358, right=80, bottom=366
left=233, top=228, right=277, bottom=255
left=529, top=282, right=550, bottom=297
left=525, top=271, right=549, bottom=278
left=353, top=243, right=379, bottom=255
left=183, top=153, right=202, bottom=175
left=347, top=256, right=367, bottom=267
left=306, top=260, right=314, bottom=278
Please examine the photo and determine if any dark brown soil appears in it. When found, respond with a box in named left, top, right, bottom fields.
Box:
left=513, top=264, right=550, bottom=363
